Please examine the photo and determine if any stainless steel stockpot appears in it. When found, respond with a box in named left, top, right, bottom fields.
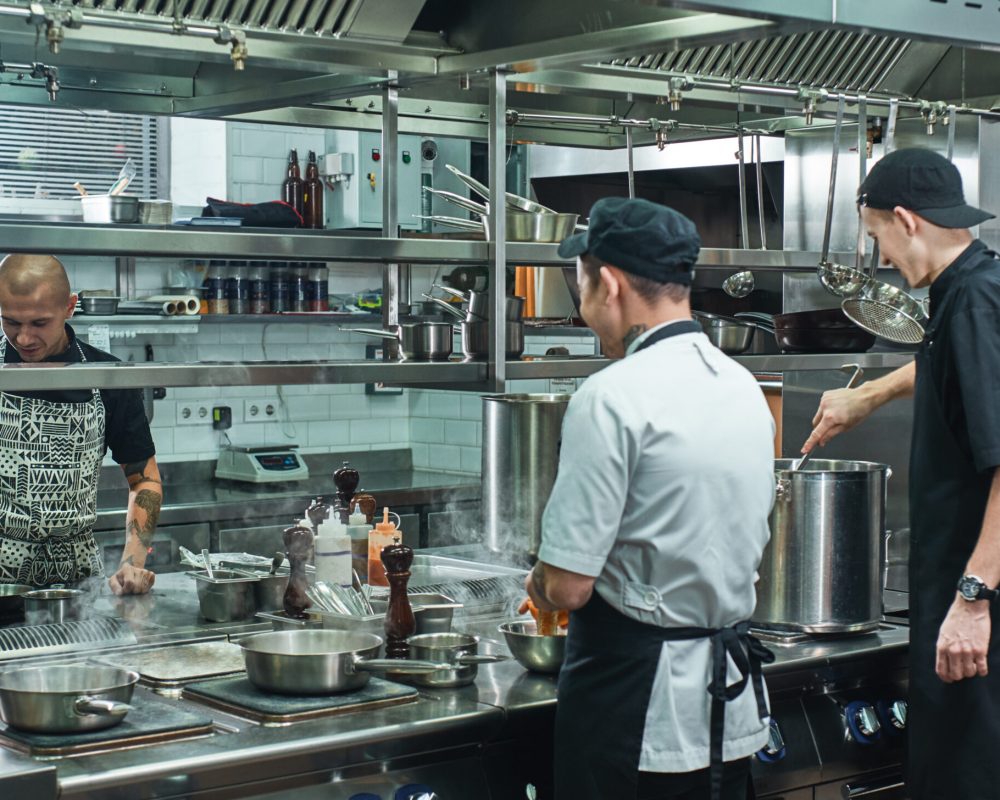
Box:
left=0, top=665, right=137, bottom=733
left=351, top=323, right=453, bottom=361
left=754, top=459, right=891, bottom=633
left=460, top=320, right=525, bottom=359
left=239, top=629, right=449, bottom=695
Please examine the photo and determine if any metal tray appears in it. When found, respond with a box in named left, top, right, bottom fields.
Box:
left=98, top=640, right=246, bottom=690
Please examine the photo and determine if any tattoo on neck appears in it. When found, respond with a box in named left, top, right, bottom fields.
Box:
left=622, top=324, right=648, bottom=352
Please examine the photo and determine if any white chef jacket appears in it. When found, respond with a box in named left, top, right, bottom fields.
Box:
left=537, top=321, right=776, bottom=772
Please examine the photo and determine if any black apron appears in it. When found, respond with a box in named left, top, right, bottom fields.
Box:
left=553, top=320, right=773, bottom=800
left=908, top=251, right=1000, bottom=800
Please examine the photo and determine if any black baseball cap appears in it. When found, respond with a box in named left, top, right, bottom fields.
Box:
left=858, top=147, right=994, bottom=228
left=557, top=197, right=701, bottom=284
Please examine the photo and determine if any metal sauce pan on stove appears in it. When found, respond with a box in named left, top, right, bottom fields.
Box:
left=0, top=664, right=137, bottom=733
left=239, top=629, right=451, bottom=695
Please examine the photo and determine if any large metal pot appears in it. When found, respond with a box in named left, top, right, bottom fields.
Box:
left=239, top=629, right=449, bottom=695
left=0, top=665, right=137, bottom=733
left=754, top=459, right=890, bottom=633
left=461, top=320, right=525, bottom=359
left=350, top=323, right=453, bottom=361
left=482, top=394, right=572, bottom=561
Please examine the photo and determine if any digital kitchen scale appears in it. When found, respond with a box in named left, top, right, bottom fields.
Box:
left=214, top=444, right=310, bottom=483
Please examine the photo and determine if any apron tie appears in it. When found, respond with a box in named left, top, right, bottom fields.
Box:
left=706, top=623, right=774, bottom=800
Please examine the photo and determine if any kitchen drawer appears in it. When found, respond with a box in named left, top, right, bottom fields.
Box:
left=95, top=522, right=209, bottom=574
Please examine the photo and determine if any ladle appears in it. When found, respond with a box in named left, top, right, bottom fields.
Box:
left=792, top=363, right=865, bottom=470
left=722, top=270, right=755, bottom=299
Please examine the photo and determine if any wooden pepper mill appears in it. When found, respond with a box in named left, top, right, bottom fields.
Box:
left=381, top=536, right=415, bottom=659
left=305, top=496, right=331, bottom=532
left=282, top=519, right=314, bottom=619
left=332, top=461, right=360, bottom=523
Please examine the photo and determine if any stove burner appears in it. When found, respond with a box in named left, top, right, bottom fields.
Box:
left=0, top=695, right=214, bottom=757
left=183, top=676, right=418, bottom=726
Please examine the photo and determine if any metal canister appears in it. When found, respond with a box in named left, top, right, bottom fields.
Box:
left=754, top=459, right=890, bottom=633
left=481, top=394, right=571, bottom=562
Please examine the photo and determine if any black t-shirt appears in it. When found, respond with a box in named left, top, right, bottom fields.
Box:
left=926, top=239, right=1000, bottom=473
left=2, top=324, right=156, bottom=465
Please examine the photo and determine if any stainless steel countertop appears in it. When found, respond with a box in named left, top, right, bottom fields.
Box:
left=94, top=468, right=480, bottom=531
left=0, top=569, right=910, bottom=799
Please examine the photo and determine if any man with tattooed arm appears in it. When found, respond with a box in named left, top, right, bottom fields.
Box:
left=0, top=254, right=159, bottom=595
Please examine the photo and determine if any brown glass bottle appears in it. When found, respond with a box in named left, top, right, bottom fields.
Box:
left=302, top=150, right=325, bottom=229
left=382, top=537, right=415, bottom=658
left=282, top=149, right=304, bottom=220
left=282, top=520, right=313, bottom=619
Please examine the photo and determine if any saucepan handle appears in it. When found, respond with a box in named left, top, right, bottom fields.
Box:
left=344, top=327, right=398, bottom=340
left=454, top=653, right=509, bottom=665
left=353, top=657, right=452, bottom=674
left=74, top=697, right=132, bottom=717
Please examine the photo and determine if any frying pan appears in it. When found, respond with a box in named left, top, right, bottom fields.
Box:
left=772, top=308, right=876, bottom=353
left=239, top=629, right=450, bottom=695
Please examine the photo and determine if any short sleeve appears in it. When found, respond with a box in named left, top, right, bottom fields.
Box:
left=104, top=389, right=156, bottom=465
left=536, top=384, right=632, bottom=577
left=951, top=289, right=1000, bottom=471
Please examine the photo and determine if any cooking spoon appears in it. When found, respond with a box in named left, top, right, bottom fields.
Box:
left=722, top=270, right=755, bottom=298
left=269, top=552, right=284, bottom=575
left=792, top=363, right=865, bottom=470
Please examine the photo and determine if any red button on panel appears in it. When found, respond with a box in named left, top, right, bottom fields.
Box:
left=371, top=149, right=381, bottom=161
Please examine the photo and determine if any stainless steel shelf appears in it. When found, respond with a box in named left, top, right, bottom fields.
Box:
left=505, top=244, right=858, bottom=268
left=0, top=221, right=489, bottom=263
left=0, top=360, right=487, bottom=391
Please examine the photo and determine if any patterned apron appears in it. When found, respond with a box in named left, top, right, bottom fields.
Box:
left=0, top=338, right=106, bottom=587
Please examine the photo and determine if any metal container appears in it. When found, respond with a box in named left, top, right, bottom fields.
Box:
left=482, top=210, right=579, bottom=243
left=0, top=665, right=137, bottom=733
left=239, top=629, right=448, bottom=695
left=694, top=311, right=755, bottom=354
left=754, top=459, right=890, bottom=633
left=499, top=620, right=567, bottom=673
left=351, top=322, right=453, bottom=361
left=23, top=588, right=83, bottom=625
left=401, top=632, right=507, bottom=688
left=79, top=194, right=139, bottom=224
left=252, top=573, right=288, bottom=612
left=461, top=320, right=525, bottom=359
left=190, top=569, right=258, bottom=622
left=482, top=394, right=572, bottom=560
left=138, top=199, right=173, bottom=225
left=79, top=296, right=120, bottom=315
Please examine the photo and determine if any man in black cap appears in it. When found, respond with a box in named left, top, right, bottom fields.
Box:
left=525, top=197, right=776, bottom=800
left=804, top=147, right=1000, bottom=799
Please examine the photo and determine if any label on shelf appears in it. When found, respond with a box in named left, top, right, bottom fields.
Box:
left=86, top=324, right=111, bottom=351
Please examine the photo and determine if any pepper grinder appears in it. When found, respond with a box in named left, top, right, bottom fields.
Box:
left=282, top=520, right=314, bottom=619
left=306, top=496, right=331, bottom=532
left=333, top=461, right=360, bottom=523
left=381, top=537, right=415, bottom=658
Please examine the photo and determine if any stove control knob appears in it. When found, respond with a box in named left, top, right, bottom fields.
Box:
left=889, top=699, right=908, bottom=730
left=855, top=705, right=881, bottom=737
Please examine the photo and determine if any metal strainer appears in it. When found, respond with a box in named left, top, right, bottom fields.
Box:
left=841, top=280, right=928, bottom=345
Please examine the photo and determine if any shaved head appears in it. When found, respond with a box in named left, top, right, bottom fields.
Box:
left=0, top=254, right=71, bottom=303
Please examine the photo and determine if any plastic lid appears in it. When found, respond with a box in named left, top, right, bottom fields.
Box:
left=374, top=506, right=397, bottom=533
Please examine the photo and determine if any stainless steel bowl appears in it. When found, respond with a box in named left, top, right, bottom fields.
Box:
left=79, top=296, right=120, bottom=315
left=499, top=620, right=567, bottom=673
left=23, top=588, right=83, bottom=625
left=483, top=211, right=579, bottom=243
left=80, top=194, right=139, bottom=224
left=190, top=569, right=258, bottom=622
left=694, top=311, right=756, bottom=354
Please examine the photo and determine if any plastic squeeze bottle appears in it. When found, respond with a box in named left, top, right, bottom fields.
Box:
left=348, top=503, right=371, bottom=581
left=315, top=517, right=352, bottom=588
left=368, top=507, right=400, bottom=587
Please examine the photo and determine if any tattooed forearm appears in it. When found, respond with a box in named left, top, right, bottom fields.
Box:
left=119, top=554, right=135, bottom=568
left=128, top=489, right=162, bottom=547
left=124, top=458, right=162, bottom=488
left=622, top=324, right=648, bottom=352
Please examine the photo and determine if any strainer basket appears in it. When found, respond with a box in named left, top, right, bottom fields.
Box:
left=841, top=280, right=927, bottom=345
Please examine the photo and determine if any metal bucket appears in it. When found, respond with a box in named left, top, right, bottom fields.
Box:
left=754, top=459, right=890, bottom=633
left=482, top=394, right=571, bottom=562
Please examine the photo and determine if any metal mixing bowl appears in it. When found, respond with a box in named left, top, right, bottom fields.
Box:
left=499, top=620, right=567, bottom=673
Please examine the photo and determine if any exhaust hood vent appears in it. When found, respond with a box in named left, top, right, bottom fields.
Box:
left=606, top=30, right=913, bottom=95
left=63, top=0, right=426, bottom=41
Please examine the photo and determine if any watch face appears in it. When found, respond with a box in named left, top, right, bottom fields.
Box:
left=960, top=577, right=980, bottom=599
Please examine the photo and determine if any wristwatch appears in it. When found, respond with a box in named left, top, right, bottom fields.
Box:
left=956, top=574, right=999, bottom=602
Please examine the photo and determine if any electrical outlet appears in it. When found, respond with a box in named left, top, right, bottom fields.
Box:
left=243, top=397, right=279, bottom=422
left=176, top=403, right=211, bottom=425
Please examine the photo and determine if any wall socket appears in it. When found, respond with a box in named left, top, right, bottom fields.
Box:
left=244, top=398, right=280, bottom=422
left=176, top=403, right=212, bottom=426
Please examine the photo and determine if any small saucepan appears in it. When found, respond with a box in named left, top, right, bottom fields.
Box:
left=694, top=311, right=756, bottom=355
left=23, top=588, right=84, bottom=625
left=348, top=323, right=453, bottom=361
left=397, top=632, right=509, bottom=688
left=0, top=665, right=137, bottom=733
left=239, top=629, right=451, bottom=695
left=460, top=320, right=525, bottom=359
